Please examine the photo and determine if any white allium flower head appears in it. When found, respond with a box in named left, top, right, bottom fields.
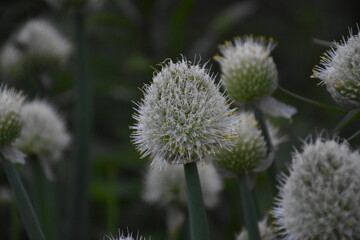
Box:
left=132, top=58, right=236, bottom=168
left=0, top=19, right=72, bottom=77
left=236, top=218, right=276, bottom=240
left=143, top=162, right=223, bottom=208
left=15, top=100, right=70, bottom=161
left=274, top=137, right=360, bottom=240
left=103, top=229, right=147, bottom=240
left=0, top=86, right=24, bottom=146
left=215, top=111, right=267, bottom=175
left=312, top=29, right=360, bottom=108
left=215, top=36, right=278, bottom=102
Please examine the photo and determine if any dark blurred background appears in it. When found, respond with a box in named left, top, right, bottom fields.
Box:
left=0, top=0, right=359, bottom=239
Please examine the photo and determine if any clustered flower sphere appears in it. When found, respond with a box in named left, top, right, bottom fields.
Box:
left=215, top=112, right=267, bottom=175
left=143, top=163, right=222, bottom=208
left=132, top=58, right=235, bottom=168
left=0, top=19, right=72, bottom=78
left=312, top=30, right=360, bottom=108
left=0, top=86, right=24, bottom=146
left=236, top=218, right=276, bottom=240
left=15, top=100, right=70, bottom=161
left=103, top=230, right=147, bottom=240
left=274, top=138, right=360, bottom=240
left=215, top=36, right=278, bottom=102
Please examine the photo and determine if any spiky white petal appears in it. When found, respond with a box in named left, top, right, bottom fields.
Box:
left=15, top=100, right=70, bottom=161
left=143, top=162, right=223, bottom=208
left=103, top=230, right=148, bottom=240
left=0, top=19, right=72, bottom=78
left=215, top=36, right=278, bottom=102
left=236, top=218, right=276, bottom=240
left=274, top=138, right=360, bottom=240
left=312, top=30, right=360, bottom=108
left=132, top=58, right=236, bottom=167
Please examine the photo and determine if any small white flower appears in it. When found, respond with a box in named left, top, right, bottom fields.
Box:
left=14, top=100, right=70, bottom=179
left=312, top=29, right=360, bottom=108
left=15, top=100, right=70, bottom=160
left=143, top=162, right=223, bottom=208
left=215, top=112, right=267, bottom=175
left=131, top=58, right=236, bottom=168
left=236, top=218, right=276, bottom=240
left=274, top=137, right=360, bottom=240
left=0, top=19, right=72, bottom=78
left=0, top=85, right=25, bottom=164
left=215, top=36, right=278, bottom=102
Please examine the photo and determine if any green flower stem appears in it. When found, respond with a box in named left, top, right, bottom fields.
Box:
left=30, top=160, right=57, bottom=240
left=278, top=86, right=346, bottom=114
left=68, top=10, right=92, bottom=240
left=11, top=200, right=20, bottom=240
left=251, top=104, right=278, bottom=196
left=1, top=156, right=46, bottom=240
left=184, top=162, right=210, bottom=240
left=238, top=174, right=261, bottom=240
left=331, top=109, right=360, bottom=135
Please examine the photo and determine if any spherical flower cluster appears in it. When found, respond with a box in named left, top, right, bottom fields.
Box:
left=312, top=30, right=360, bottom=108
left=103, top=230, right=147, bottom=240
left=143, top=162, right=223, bottom=208
left=0, top=19, right=72, bottom=78
left=132, top=58, right=236, bottom=168
left=274, top=138, right=360, bottom=240
left=236, top=218, right=276, bottom=240
left=215, top=112, right=267, bottom=175
left=15, top=100, right=70, bottom=161
left=0, top=86, right=24, bottom=146
left=215, top=36, right=278, bottom=102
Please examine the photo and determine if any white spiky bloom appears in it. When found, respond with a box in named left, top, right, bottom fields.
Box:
left=236, top=218, right=276, bottom=240
left=215, top=112, right=267, bottom=174
left=274, top=138, right=360, bottom=240
left=143, top=162, right=222, bottom=208
left=215, top=36, right=278, bottom=102
left=103, top=230, right=148, bottom=240
left=132, top=58, right=236, bottom=168
left=312, top=29, right=360, bottom=108
left=0, top=19, right=72, bottom=78
left=0, top=86, right=25, bottom=164
left=15, top=100, right=70, bottom=162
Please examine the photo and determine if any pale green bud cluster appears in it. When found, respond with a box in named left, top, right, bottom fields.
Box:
left=215, top=112, right=267, bottom=175
left=312, top=31, right=360, bottom=108
left=132, top=58, right=236, bottom=168
left=274, top=138, right=360, bottom=239
left=0, top=86, right=24, bottom=146
left=215, top=36, right=278, bottom=102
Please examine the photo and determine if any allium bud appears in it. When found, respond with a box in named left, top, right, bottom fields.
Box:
left=215, top=112, right=267, bottom=175
left=143, top=163, right=223, bottom=208
left=132, top=58, right=236, bottom=168
left=15, top=100, right=70, bottom=160
left=312, top=30, right=360, bottom=108
left=0, top=86, right=24, bottom=146
left=274, top=138, right=360, bottom=239
left=0, top=19, right=72, bottom=78
left=236, top=218, right=276, bottom=240
left=215, top=36, right=278, bottom=102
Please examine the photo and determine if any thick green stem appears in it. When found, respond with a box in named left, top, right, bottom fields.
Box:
left=1, top=156, right=46, bottom=240
left=331, top=109, right=360, bottom=135
left=251, top=104, right=278, bottom=196
left=10, top=200, right=20, bottom=240
left=68, top=10, right=92, bottom=240
left=239, top=174, right=261, bottom=240
left=184, top=162, right=210, bottom=240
